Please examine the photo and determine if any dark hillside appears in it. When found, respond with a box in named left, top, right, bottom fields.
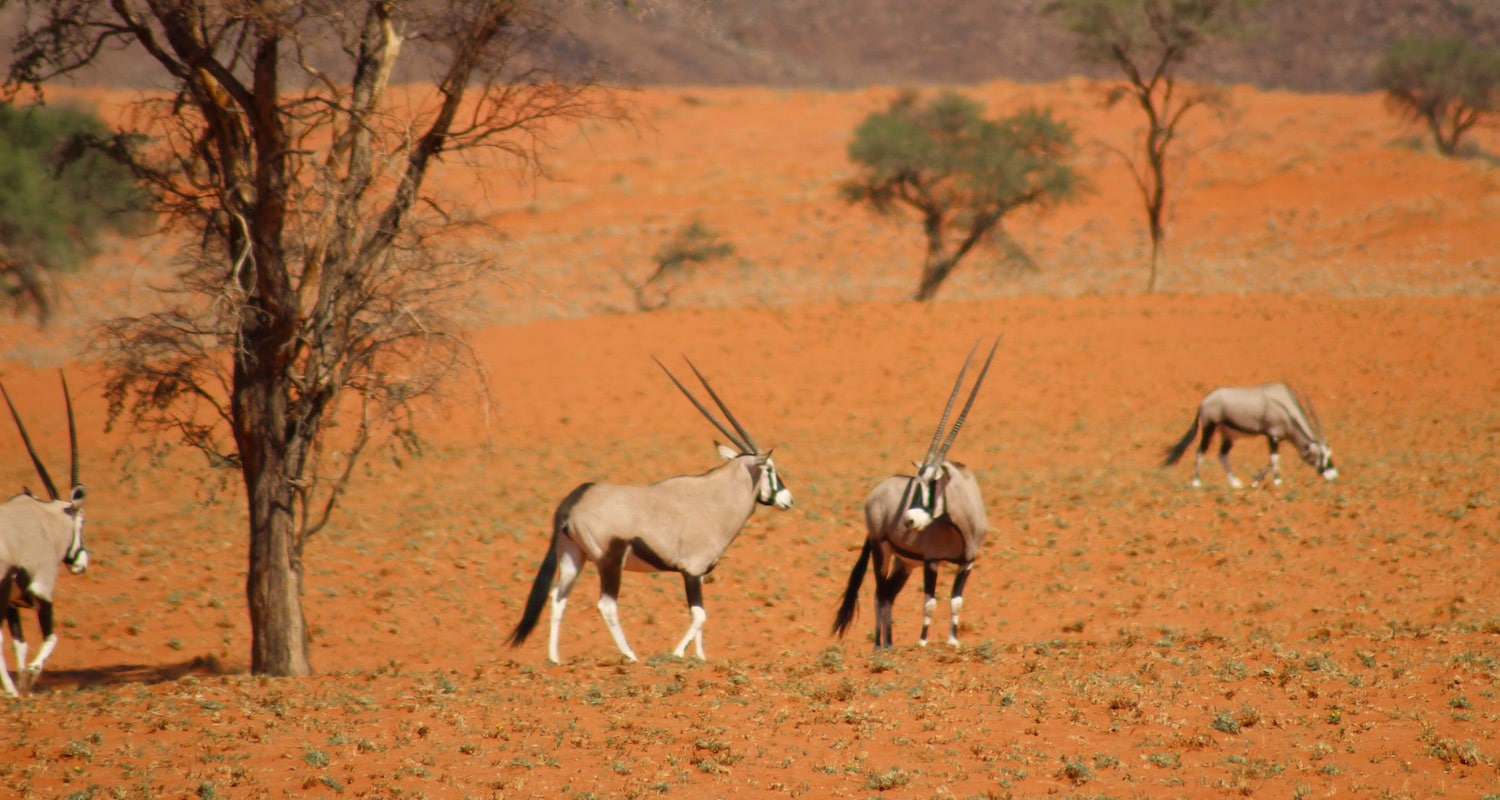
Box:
left=7, top=1, right=1498, bottom=92
left=559, top=0, right=1499, bottom=92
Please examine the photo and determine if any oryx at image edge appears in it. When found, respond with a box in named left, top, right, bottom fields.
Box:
left=834, top=335, right=1000, bottom=650
left=1163, top=381, right=1337, bottom=488
left=0, top=373, right=88, bottom=697
left=507, top=357, right=792, bottom=664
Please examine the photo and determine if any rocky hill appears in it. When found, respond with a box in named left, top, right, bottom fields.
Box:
left=558, top=0, right=1499, bottom=92
left=14, top=1, right=1499, bottom=93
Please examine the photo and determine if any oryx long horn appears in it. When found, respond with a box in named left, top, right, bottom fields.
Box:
left=935, top=335, right=1002, bottom=464
left=920, top=340, right=980, bottom=470
left=683, top=357, right=759, bottom=454
left=62, top=371, right=78, bottom=489
left=1269, top=397, right=1318, bottom=445
left=1285, top=382, right=1323, bottom=442
left=653, top=357, right=751, bottom=453
left=1301, top=387, right=1326, bottom=441
left=0, top=380, right=60, bottom=500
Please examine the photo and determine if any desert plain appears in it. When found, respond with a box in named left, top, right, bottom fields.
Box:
left=0, top=78, right=1497, bottom=798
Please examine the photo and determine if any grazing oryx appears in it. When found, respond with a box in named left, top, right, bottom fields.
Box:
left=0, top=374, right=88, bottom=697
left=1163, top=382, right=1337, bottom=488
left=834, top=337, right=999, bottom=650
left=507, top=358, right=792, bottom=664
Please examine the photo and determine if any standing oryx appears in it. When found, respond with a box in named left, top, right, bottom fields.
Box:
left=507, top=358, right=792, bottom=664
left=834, top=336, right=999, bottom=650
left=1163, top=382, right=1337, bottom=488
left=0, top=374, right=88, bottom=697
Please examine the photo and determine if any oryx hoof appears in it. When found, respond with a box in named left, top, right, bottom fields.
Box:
left=1273, top=478, right=1283, bottom=486
left=1190, top=479, right=1203, bottom=488
left=946, top=638, right=960, bottom=647
left=917, top=638, right=928, bottom=648
left=1228, top=479, right=1244, bottom=489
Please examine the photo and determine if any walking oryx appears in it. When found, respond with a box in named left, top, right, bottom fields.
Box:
left=0, top=374, right=88, bottom=697
left=1163, top=382, right=1337, bottom=488
left=507, top=358, right=792, bottom=664
left=834, top=337, right=999, bottom=650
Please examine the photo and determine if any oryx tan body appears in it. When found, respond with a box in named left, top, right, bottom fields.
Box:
left=508, top=359, right=791, bottom=664
left=1164, top=382, right=1337, bottom=488
left=865, top=466, right=987, bottom=566
left=566, top=460, right=760, bottom=578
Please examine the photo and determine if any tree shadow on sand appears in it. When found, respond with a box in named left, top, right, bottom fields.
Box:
left=32, top=654, right=235, bottom=693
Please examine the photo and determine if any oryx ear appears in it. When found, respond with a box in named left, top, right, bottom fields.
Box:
left=715, top=442, right=739, bottom=460
left=69, top=485, right=86, bottom=507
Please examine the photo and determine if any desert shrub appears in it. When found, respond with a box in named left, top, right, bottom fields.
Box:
left=0, top=102, right=151, bottom=322
left=1375, top=36, right=1500, bottom=157
left=634, top=219, right=735, bottom=310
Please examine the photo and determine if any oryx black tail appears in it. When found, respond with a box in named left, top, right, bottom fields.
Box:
left=508, top=482, right=593, bottom=647
left=1162, top=412, right=1201, bottom=467
left=832, top=538, right=874, bottom=638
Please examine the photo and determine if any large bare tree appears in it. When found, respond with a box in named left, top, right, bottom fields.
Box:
left=3, top=0, right=617, bottom=676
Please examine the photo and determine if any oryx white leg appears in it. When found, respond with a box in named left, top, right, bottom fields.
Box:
left=1191, top=422, right=1216, bottom=488
left=0, top=633, right=17, bottom=698
left=20, top=635, right=55, bottom=693
left=948, top=563, right=973, bottom=647
left=595, top=545, right=637, bottom=663
left=19, top=600, right=53, bottom=692
left=1219, top=438, right=1242, bottom=488
left=1252, top=438, right=1280, bottom=488
left=918, top=563, right=938, bottom=647
left=548, top=538, right=585, bottom=664
left=672, top=574, right=708, bottom=659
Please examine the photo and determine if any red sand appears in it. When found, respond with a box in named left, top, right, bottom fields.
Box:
left=0, top=81, right=1496, bottom=798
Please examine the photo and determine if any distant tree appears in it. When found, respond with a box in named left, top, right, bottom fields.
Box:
left=5, top=0, right=623, bottom=677
left=1050, top=0, right=1258, bottom=293
left=1375, top=36, right=1500, bottom=158
left=842, top=90, right=1080, bottom=302
left=0, top=103, right=150, bottom=323
left=632, top=220, right=735, bottom=311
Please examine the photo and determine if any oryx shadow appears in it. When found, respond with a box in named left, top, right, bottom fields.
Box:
left=31, top=654, right=235, bottom=692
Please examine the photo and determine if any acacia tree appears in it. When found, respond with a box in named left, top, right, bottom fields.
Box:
left=842, top=90, right=1080, bottom=302
left=0, top=102, right=151, bottom=323
left=1376, top=36, right=1500, bottom=158
left=4, top=1, right=618, bottom=676
left=1050, top=0, right=1256, bottom=293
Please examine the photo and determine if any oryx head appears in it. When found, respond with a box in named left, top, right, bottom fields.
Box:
left=1282, top=384, right=1337, bottom=481
left=2, top=372, right=88, bottom=573
left=656, top=357, right=793, bottom=510
left=902, top=336, right=1001, bottom=531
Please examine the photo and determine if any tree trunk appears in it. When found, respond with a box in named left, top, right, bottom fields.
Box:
left=915, top=256, right=959, bottom=301
left=239, top=364, right=311, bottom=677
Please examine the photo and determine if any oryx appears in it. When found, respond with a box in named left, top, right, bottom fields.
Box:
left=507, top=357, right=792, bottom=664
left=833, top=337, right=999, bottom=650
left=0, top=374, right=88, bottom=697
left=1163, top=382, right=1337, bottom=488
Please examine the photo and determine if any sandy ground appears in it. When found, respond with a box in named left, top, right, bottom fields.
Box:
left=0, top=80, right=1497, bottom=799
